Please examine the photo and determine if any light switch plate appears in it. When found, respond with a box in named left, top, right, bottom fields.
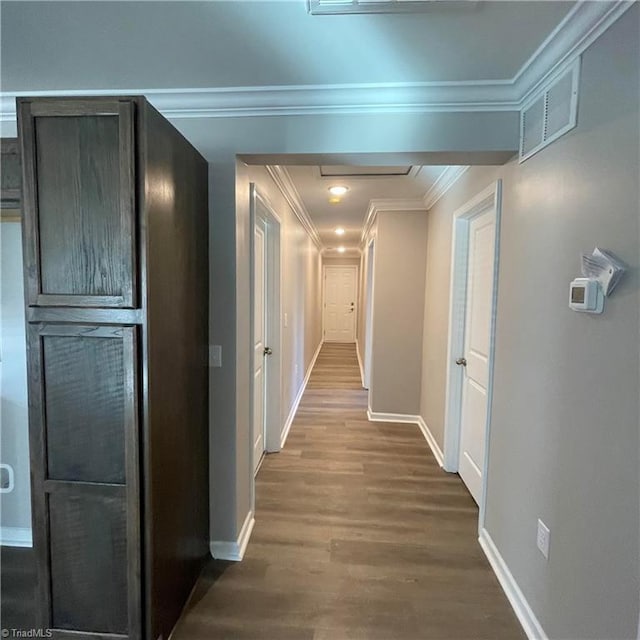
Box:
left=537, top=518, right=550, bottom=560
left=209, top=345, right=222, bottom=368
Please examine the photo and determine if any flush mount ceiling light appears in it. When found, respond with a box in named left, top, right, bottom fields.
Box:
left=337, top=247, right=346, bottom=253
left=328, top=186, right=349, bottom=196
left=335, top=227, right=345, bottom=235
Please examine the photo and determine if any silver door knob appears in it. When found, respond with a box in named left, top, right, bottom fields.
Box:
left=264, top=347, right=273, bottom=356
left=455, top=357, right=467, bottom=366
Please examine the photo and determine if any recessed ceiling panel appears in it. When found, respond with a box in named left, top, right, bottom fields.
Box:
left=320, top=166, right=413, bottom=178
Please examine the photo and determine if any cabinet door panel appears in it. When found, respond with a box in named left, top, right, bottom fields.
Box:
left=49, top=491, right=128, bottom=634
left=19, top=99, right=136, bottom=307
left=43, top=333, right=126, bottom=483
left=28, top=324, right=141, bottom=639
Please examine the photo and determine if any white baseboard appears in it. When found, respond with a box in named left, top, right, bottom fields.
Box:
left=367, top=408, right=421, bottom=424
left=367, top=410, right=444, bottom=468
left=210, top=510, right=255, bottom=562
left=281, top=340, right=323, bottom=448
left=355, top=339, right=365, bottom=387
left=0, top=526, right=32, bottom=548
left=416, top=416, right=444, bottom=468
left=479, top=528, right=548, bottom=640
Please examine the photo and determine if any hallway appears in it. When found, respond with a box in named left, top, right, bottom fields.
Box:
left=172, top=343, right=524, bottom=639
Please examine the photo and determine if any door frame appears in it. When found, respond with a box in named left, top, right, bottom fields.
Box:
left=443, top=180, right=502, bottom=531
left=322, top=264, right=358, bottom=343
left=249, top=184, right=282, bottom=485
left=363, top=238, right=376, bottom=390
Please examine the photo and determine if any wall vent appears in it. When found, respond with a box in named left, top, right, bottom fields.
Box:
left=520, top=58, right=580, bottom=163
left=308, top=0, right=476, bottom=15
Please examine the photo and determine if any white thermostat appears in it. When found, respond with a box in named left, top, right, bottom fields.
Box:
left=569, top=278, right=604, bottom=314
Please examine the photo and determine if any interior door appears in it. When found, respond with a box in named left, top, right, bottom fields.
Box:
left=253, top=217, right=267, bottom=472
left=458, top=206, right=496, bottom=505
left=324, top=266, right=357, bottom=342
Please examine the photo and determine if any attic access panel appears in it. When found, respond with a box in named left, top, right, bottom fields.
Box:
left=319, top=166, right=413, bottom=178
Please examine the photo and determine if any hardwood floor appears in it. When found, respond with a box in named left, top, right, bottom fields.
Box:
left=171, top=343, right=525, bottom=640
left=1, top=343, right=524, bottom=638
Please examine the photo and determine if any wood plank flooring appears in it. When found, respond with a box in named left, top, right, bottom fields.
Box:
left=171, top=343, right=525, bottom=640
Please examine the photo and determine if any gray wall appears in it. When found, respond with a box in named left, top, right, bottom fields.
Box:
left=369, top=211, right=428, bottom=415
left=0, top=222, right=31, bottom=539
left=419, top=9, right=639, bottom=637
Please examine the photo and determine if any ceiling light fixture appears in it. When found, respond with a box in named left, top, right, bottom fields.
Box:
left=335, top=227, right=345, bottom=236
left=328, top=186, right=349, bottom=196
left=337, top=247, right=346, bottom=253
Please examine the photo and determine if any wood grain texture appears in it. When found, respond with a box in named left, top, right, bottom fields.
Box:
left=18, top=98, right=136, bottom=307
left=49, top=492, right=128, bottom=634
left=17, top=96, right=208, bottom=640
left=43, top=333, right=126, bottom=483
left=171, top=343, right=525, bottom=640
left=140, top=100, right=210, bottom=640
left=26, top=323, right=141, bottom=638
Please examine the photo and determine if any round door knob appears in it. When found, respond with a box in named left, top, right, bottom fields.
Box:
left=455, top=357, right=467, bottom=366
left=264, top=347, right=273, bottom=356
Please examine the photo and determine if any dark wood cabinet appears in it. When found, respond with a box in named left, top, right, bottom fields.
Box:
left=18, top=97, right=209, bottom=640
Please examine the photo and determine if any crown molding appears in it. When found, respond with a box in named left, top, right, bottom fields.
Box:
left=514, top=0, right=634, bottom=106
left=265, top=166, right=322, bottom=249
left=0, top=0, right=631, bottom=123
left=423, top=166, right=470, bottom=210
left=0, top=82, right=518, bottom=123
left=360, top=198, right=426, bottom=246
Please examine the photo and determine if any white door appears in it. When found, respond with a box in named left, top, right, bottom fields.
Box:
left=458, top=207, right=496, bottom=504
left=324, top=266, right=357, bottom=342
left=253, top=218, right=267, bottom=472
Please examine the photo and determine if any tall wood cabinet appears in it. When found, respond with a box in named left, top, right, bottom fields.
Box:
left=18, top=97, right=210, bottom=640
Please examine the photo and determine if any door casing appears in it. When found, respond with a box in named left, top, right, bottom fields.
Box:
left=363, top=239, right=376, bottom=390
left=249, top=185, right=282, bottom=488
left=443, top=180, right=502, bottom=532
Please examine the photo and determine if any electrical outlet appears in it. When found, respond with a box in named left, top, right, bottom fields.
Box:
left=0, top=464, right=14, bottom=493
left=209, top=345, right=222, bottom=368
left=537, top=518, right=550, bottom=560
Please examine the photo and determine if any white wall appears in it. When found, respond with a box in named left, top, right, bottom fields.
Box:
left=419, top=8, right=639, bottom=638
left=0, top=221, right=31, bottom=543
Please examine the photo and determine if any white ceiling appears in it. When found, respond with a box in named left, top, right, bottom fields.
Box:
left=0, top=1, right=575, bottom=91
left=0, top=0, right=586, bottom=250
left=285, top=164, right=447, bottom=254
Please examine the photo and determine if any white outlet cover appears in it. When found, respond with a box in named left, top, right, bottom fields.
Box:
left=537, top=518, right=550, bottom=560
left=0, top=463, right=15, bottom=493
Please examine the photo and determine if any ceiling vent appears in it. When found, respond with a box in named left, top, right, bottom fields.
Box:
left=308, top=0, right=475, bottom=15
left=520, top=59, right=580, bottom=163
